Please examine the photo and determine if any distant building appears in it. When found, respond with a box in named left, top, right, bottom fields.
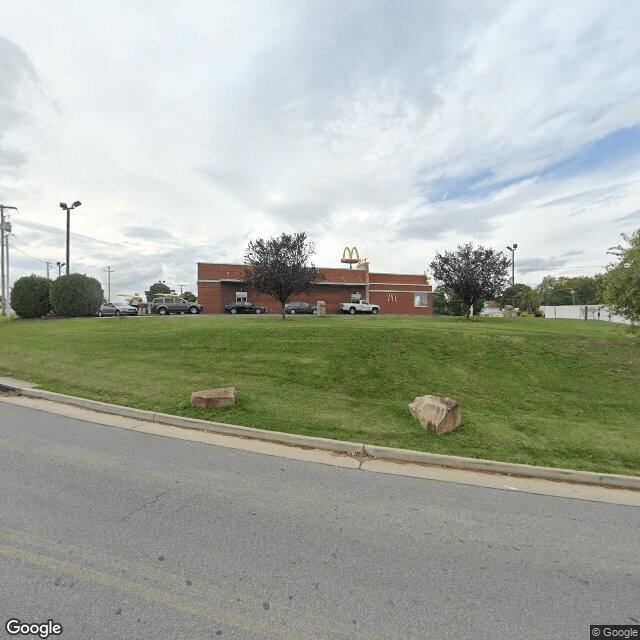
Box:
left=197, top=263, right=433, bottom=315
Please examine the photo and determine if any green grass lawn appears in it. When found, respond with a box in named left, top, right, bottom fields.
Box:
left=1, top=313, right=639, bottom=475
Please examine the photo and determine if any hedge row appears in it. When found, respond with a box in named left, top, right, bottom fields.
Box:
left=10, top=274, right=104, bottom=319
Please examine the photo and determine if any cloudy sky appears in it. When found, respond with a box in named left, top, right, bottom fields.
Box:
left=1, top=0, right=639, bottom=299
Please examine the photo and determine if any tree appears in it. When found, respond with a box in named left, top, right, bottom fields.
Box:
left=602, top=228, right=640, bottom=323
left=145, top=282, right=171, bottom=301
left=243, top=232, right=325, bottom=319
left=432, top=285, right=479, bottom=316
left=499, top=283, right=542, bottom=313
left=536, top=275, right=601, bottom=305
left=10, top=275, right=52, bottom=318
left=429, top=243, right=510, bottom=316
left=50, top=273, right=103, bottom=317
left=182, top=291, right=197, bottom=302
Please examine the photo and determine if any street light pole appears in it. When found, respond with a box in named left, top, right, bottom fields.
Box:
left=506, top=243, right=518, bottom=287
left=59, top=201, right=82, bottom=275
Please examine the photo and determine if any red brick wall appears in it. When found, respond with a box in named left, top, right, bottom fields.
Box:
left=197, top=263, right=432, bottom=315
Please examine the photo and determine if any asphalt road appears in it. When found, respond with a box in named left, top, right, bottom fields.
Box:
left=0, top=400, right=638, bottom=639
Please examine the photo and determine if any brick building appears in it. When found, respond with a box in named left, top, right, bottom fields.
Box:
left=197, top=262, right=433, bottom=315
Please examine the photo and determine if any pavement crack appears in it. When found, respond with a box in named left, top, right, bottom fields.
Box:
left=122, top=489, right=172, bottom=521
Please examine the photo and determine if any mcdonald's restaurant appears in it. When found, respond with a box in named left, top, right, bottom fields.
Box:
left=197, top=248, right=433, bottom=315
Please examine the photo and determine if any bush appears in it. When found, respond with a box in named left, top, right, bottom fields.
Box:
left=50, top=273, right=104, bottom=317
left=10, top=275, right=52, bottom=318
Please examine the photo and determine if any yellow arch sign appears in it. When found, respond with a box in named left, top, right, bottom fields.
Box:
left=341, top=246, right=360, bottom=264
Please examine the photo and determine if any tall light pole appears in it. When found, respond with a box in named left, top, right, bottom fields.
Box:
left=0, top=203, right=17, bottom=315
left=105, top=266, right=115, bottom=302
left=506, top=243, right=518, bottom=287
left=56, top=261, right=66, bottom=277
left=59, top=201, right=81, bottom=275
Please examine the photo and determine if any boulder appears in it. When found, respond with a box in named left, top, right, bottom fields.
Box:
left=409, top=395, right=461, bottom=434
left=191, top=387, right=237, bottom=408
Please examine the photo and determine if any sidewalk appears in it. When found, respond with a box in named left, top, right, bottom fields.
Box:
left=1, top=376, right=639, bottom=505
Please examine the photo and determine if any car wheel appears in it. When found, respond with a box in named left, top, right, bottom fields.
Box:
left=255, top=309, right=263, bottom=314
left=230, top=308, right=237, bottom=314
left=189, top=306, right=199, bottom=314
left=98, top=311, right=104, bottom=317
left=349, top=307, right=356, bottom=314
left=289, top=309, right=296, bottom=315
left=312, top=309, right=317, bottom=315
left=158, top=307, right=168, bottom=315
left=371, top=308, right=379, bottom=315
left=115, top=310, right=121, bottom=316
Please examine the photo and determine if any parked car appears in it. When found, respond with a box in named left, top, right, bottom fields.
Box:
left=151, top=297, right=203, bottom=315
left=224, top=301, right=266, bottom=314
left=284, top=301, right=317, bottom=315
left=97, top=302, right=139, bottom=317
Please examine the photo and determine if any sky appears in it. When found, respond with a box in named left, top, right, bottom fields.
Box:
left=1, top=0, right=640, bottom=300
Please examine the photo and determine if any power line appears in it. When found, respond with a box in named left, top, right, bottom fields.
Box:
left=7, top=241, right=48, bottom=267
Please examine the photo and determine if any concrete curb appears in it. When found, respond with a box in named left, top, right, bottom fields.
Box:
left=2, top=378, right=639, bottom=491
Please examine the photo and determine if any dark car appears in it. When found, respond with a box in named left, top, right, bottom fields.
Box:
left=284, top=301, right=317, bottom=315
left=97, top=302, right=139, bottom=317
left=151, top=297, right=203, bottom=315
left=224, top=301, right=266, bottom=314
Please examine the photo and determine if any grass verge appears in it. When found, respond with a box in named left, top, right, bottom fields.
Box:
left=1, top=313, right=639, bottom=475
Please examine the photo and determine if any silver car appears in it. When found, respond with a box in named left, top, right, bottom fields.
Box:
left=97, top=302, right=139, bottom=317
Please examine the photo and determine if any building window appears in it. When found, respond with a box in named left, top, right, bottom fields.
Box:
left=414, top=292, right=429, bottom=307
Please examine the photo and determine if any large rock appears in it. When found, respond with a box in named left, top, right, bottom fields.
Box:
left=409, top=395, right=461, bottom=434
left=191, top=387, right=237, bottom=408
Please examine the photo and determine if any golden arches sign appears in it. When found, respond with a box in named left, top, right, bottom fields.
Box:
left=341, top=246, right=360, bottom=264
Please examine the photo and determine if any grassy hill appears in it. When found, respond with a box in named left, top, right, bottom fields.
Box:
left=1, top=314, right=638, bottom=475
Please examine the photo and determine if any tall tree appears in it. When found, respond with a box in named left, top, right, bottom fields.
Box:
left=429, top=243, right=510, bottom=316
left=536, top=275, right=601, bottom=305
left=243, top=232, right=325, bottom=319
left=145, top=282, right=171, bottom=302
left=602, top=228, right=640, bottom=323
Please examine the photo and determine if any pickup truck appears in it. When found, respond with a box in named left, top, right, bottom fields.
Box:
left=339, top=299, right=381, bottom=314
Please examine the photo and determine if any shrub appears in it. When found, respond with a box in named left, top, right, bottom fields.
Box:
left=10, top=275, right=52, bottom=318
left=50, top=273, right=104, bottom=317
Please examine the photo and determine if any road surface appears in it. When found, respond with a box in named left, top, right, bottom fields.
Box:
left=0, top=398, right=638, bottom=639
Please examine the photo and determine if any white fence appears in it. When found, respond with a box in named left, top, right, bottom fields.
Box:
left=541, top=305, right=635, bottom=325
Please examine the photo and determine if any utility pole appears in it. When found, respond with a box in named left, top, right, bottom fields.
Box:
left=45, top=261, right=52, bottom=279
left=5, top=229, right=10, bottom=311
left=105, top=266, right=115, bottom=302
left=506, top=243, right=518, bottom=287
left=0, top=204, right=17, bottom=316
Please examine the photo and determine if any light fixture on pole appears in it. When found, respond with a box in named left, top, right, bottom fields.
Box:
left=506, top=243, right=518, bottom=287
left=56, top=261, right=66, bottom=277
left=59, top=201, right=82, bottom=275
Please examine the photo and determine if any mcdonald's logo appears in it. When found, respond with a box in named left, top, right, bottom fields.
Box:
left=341, top=246, right=360, bottom=264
